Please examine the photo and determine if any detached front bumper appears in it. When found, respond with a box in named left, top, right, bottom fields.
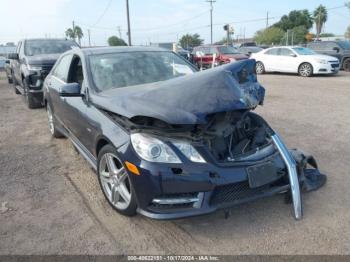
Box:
left=127, top=134, right=325, bottom=220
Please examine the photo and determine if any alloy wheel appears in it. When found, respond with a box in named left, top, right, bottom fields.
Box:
left=256, top=62, right=264, bottom=74
left=47, top=106, right=54, bottom=135
left=99, top=153, right=131, bottom=210
left=299, top=63, right=312, bottom=77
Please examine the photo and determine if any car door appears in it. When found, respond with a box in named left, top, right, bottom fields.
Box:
left=62, top=55, right=94, bottom=147
left=261, top=48, right=280, bottom=71
left=47, top=53, right=73, bottom=126
left=278, top=48, right=300, bottom=73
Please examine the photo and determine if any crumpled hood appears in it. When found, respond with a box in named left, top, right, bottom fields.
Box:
left=26, top=53, right=61, bottom=65
left=91, top=59, right=265, bottom=125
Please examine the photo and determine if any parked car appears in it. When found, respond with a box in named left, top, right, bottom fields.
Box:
left=44, top=46, right=325, bottom=219
left=8, top=38, right=78, bottom=108
left=251, top=46, right=340, bottom=77
left=4, top=57, right=13, bottom=83
left=0, top=56, right=6, bottom=69
left=307, top=41, right=350, bottom=71
left=238, top=46, right=263, bottom=56
left=192, top=45, right=248, bottom=69
left=239, top=42, right=257, bottom=47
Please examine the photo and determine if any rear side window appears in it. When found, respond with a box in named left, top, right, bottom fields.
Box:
left=265, top=48, right=279, bottom=55
left=52, top=54, right=73, bottom=82
left=279, top=48, right=294, bottom=56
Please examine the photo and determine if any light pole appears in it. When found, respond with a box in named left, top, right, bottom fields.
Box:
left=206, top=0, right=216, bottom=44
left=126, top=0, right=131, bottom=45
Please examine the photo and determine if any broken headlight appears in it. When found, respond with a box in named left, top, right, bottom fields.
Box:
left=172, top=142, right=206, bottom=163
left=130, top=133, right=206, bottom=163
left=131, top=133, right=181, bottom=163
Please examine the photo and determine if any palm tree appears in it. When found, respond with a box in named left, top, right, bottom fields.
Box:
left=313, top=5, right=328, bottom=40
left=65, top=26, right=84, bottom=45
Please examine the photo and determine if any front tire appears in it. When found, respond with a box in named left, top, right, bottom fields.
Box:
left=298, top=63, right=313, bottom=77
left=255, top=61, right=265, bottom=74
left=97, top=145, right=137, bottom=216
left=7, top=75, right=13, bottom=84
left=46, top=104, right=64, bottom=138
left=23, top=80, right=42, bottom=109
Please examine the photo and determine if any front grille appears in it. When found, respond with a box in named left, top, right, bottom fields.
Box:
left=331, top=63, right=339, bottom=68
left=210, top=181, right=287, bottom=206
left=41, top=65, right=53, bottom=71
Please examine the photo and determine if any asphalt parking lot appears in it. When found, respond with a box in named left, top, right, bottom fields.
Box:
left=0, top=71, right=350, bottom=255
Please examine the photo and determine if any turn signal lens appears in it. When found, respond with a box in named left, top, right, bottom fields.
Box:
left=125, top=161, right=140, bottom=176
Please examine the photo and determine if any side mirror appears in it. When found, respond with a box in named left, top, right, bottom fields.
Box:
left=333, top=47, right=340, bottom=53
left=8, top=53, right=19, bottom=60
left=59, top=83, right=82, bottom=97
left=5, top=60, right=10, bottom=64
left=290, top=53, right=297, bottom=57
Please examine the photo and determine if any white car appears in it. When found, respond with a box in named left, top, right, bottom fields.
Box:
left=251, top=46, right=340, bottom=77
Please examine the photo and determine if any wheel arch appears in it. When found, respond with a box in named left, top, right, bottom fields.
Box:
left=298, top=61, right=313, bottom=70
left=341, top=57, right=350, bottom=69
left=95, top=136, right=113, bottom=158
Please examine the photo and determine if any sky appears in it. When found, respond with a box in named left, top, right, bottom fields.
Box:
left=0, top=0, right=349, bottom=46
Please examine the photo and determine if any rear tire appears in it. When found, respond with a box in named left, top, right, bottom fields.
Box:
left=97, top=144, right=137, bottom=217
left=255, top=61, right=265, bottom=74
left=343, top=58, right=350, bottom=72
left=46, top=104, right=64, bottom=138
left=12, top=74, right=20, bottom=94
left=298, top=63, right=313, bottom=77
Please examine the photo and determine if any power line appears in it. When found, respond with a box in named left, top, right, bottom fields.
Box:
left=91, top=0, right=113, bottom=27
left=132, top=10, right=210, bottom=32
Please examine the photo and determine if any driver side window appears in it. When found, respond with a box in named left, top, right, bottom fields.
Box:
left=67, top=56, right=84, bottom=87
left=53, top=54, right=73, bottom=82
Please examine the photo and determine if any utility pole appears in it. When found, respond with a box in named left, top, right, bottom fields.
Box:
left=126, top=0, right=132, bottom=45
left=206, top=0, right=216, bottom=44
left=266, top=11, right=269, bottom=29
left=72, top=20, right=76, bottom=41
left=117, top=26, right=122, bottom=39
left=88, top=29, right=91, bottom=46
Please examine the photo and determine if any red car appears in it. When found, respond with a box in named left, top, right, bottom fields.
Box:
left=192, top=45, right=248, bottom=69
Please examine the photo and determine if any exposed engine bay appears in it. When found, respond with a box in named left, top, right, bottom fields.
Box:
left=108, top=109, right=272, bottom=163
left=199, top=111, right=270, bottom=162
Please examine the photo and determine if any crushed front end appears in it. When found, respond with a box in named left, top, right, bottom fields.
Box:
left=101, top=60, right=326, bottom=219
left=116, top=110, right=326, bottom=220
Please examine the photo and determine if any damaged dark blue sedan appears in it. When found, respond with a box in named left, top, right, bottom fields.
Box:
left=43, top=47, right=326, bottom=219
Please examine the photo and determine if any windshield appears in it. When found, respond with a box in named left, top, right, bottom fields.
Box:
left=89, top=51, right=196, bottom=91
left=24, top=40, right=77, bottom=56
left=292, top=47, right=316, bottom=55
left=217, top=46, right=240, bottom=54
left=338, top=41, right=350, bottom=50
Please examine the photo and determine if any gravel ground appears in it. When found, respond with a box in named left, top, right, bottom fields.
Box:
left=0, top=71, right=350, bottom=255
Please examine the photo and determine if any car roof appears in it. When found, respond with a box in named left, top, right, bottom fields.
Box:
left=80, top=46, right=171, bottom=55
left=21, top=38, right=73, bottom=41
